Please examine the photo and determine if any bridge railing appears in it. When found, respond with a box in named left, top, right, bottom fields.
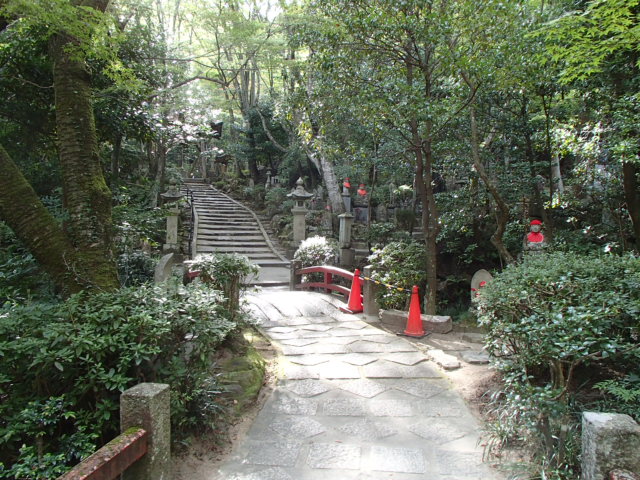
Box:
left=57, top=383, right=170, bottom=480
left=289, top=262, right=360, bottom=299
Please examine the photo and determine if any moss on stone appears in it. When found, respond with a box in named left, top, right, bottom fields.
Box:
left=218, top=330, right=266, bottom=415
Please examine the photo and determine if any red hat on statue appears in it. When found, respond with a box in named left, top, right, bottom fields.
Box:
left=530, top=219, right=542, bottom=225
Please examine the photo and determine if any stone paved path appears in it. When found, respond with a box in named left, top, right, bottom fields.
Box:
left=216, top=290, right=499, bottom=480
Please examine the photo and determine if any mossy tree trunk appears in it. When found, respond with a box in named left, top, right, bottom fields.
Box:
left=0, top=145, right=85, bottom=295
left=49, top=18, right=119, bottom=291
left=0, top=0, right=119, bottom=293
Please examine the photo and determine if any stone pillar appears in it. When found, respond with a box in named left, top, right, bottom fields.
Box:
left=288, top=178, right=313, bottom=248
left=582, top=412, right=640, bottom=480
left=363, top=265, right=379, bottom=319
left=292, top=203, right=307, bottom=247
left=342, top=185, right=351, bottom=213
left=289, top=260, right=302, bottom=291
left=339, top=213, right=354, bottom=267
left=163, top=206, right=180, bottom=253
left=121, top=383, right=171, bottom=480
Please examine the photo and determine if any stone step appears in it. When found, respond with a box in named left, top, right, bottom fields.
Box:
left=197, top=230, right=262, bottom=237
left=197, top=235, right=266, bottom=242
left=198, top=216, right=255, bottom=222
left=199, top=242, right=267, bottom=248
left=196, top=246, right=275, bottom=253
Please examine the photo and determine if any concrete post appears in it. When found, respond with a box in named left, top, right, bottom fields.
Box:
left=339, top=213, right=355, bottom=267
left=292, top=204, right=307, bottom=247
left=363, top=265, right=379, bottom=319
left=338, top=213, right=354, bottom=248
left=163, top=206, right=180, bottom=253
left=342, top=185, right=351, bottom=213
left=289, top=260, right=302, bottom=290
left=121, top=383, right=171, bottom=480
left=582, top=412, right=640, bottom=480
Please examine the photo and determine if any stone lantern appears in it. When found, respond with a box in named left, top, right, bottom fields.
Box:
left=160, top=184, right=184, bottom=253
left=287, top=178, right=314, bottom=246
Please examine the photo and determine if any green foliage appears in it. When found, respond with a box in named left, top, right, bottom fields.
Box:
left=117, top=251, right=156, bottom=287
left=595, top=372, right=640, bottom=422
left=242, top=185, right=266, bottom=209
left=0, top=282, right=237, bottom=476
left=189, top=253, right=259, bottom=288
left=0, top=223, right=55, bottom=304
left=293, top=236, right=338, bottom=283
left=365, top=222, right=396, bottom=246
left=264, top=187, right=291, bottom=217
left=113, top=184, right=166, bottom=250
left=538, top=0, right=640, bottom=83
left=189, top=253, right=259, bottom=316
left=367, top=241, right=427, bottom=310
left=478, top=252, right=640, bottom=477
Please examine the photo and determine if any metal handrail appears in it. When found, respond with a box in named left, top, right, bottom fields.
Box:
left=184, top=185, right=195, bottom=259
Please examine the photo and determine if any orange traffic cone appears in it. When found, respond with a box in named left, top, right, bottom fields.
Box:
left=340, top=269, right=363, bottom=314
left=403, top=285, right=426, bottom=337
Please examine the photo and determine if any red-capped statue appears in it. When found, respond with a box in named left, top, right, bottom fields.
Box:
left=524, top=219, right=547, bottom=253
left=357, top=184, right=367, bottom=196
left=343, top=178, right=351, bottom=189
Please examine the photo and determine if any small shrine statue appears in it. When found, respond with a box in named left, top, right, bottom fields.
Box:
left=524, top=219, right=547, bottom=253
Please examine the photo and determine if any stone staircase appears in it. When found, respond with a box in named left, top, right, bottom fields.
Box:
left=182, top=180, right=290, bottom=285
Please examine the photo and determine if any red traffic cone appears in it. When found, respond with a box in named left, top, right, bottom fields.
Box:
left=340, top=269, right=363, bottom=314
left=404, top=285, right=426, bottom=337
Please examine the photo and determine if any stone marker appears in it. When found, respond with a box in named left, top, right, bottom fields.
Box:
left=380, top=309, right=452, bottom=334
left=582, top=412, right=640, bottom=480
left=428, top=349, right=461, bottom=370
left=470, top=269, right=493, bottom=302
left=120, top=383, right=171, bottom=480
left=461, top=351, right=490, bottom=365
left=154, top=253, right=177, bottom=283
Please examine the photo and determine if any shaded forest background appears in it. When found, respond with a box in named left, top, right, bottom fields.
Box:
left=0, top=1, right=639, bottom=479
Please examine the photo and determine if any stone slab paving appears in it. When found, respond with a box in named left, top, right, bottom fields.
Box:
left=217, top=291, right=500, bottom=480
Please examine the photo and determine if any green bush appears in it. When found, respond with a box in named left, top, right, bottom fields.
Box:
left=395, top=209, right=416, bottom=232
left=477, top=252, right=640, bottom=478
left=0, top=223, right=55, bottom=304
left=0, top=282, right=237, bottom=478
left=293, top=236, right=338, bottom=283
left=189, top=253, right=259, bottom=315
left=117, top=251, right=156, bottom=286
left=365, top=222, right=396, bottom=246
left=293, top=236, right=338, bottom=267
left=264, top=187, right=290, bottom=217
left=242, top=185, right=266, bottom=209
left=367, top=241, right=427, bottom=309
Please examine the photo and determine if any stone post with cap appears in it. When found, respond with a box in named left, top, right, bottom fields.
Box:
left=287, top=178, right=314, bottom=247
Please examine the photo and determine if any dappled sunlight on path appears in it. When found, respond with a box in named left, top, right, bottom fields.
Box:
left=213, top=289, right=500, bottom=480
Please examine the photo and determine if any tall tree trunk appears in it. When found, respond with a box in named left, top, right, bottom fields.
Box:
left=623, top=161, right=640, bottom=249
left=50, top=21, right=118, bottom=290
left=418, top=131, right=439, bottom=315
left=0, top=145, right=84, bottom=295
left=407, top=57, right=438, bottom=314
left=469, top=104, right=515, bottom=264
left=303, top=147, right=345, bottom=215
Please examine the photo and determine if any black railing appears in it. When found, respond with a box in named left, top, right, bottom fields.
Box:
left=184, top=185, right=195, bottom=259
